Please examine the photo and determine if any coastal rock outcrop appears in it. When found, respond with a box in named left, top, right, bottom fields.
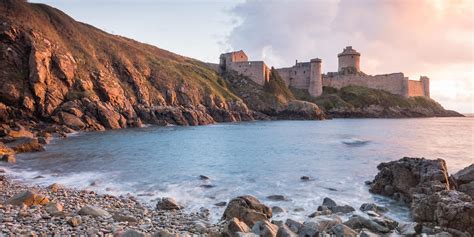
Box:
left=370, top=157, right=474, bottom=235
left=156, top=197, right=183, bottom=210
left=222, top=195, right=272, bottom=227
left=369, top=157, right=450, bottom=203
left=452, top=164, right=474, bottom=198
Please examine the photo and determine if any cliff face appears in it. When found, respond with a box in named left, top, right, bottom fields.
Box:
left=0, top=0, right=266, bottom=132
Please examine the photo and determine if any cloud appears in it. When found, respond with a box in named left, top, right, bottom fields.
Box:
left=226, top=0, right=474, bottom=112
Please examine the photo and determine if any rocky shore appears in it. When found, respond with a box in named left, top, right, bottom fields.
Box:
left=1, top=157, right=473, bottom=236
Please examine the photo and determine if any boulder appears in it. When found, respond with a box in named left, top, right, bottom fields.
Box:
left=156, top=197, right=182, bottom=210
left=199, top=175, right=210, bottom=180
left=6, top=126, right=34, bottom=138
left=113, top=213, right=138, bottom=223
left=285, top=219, right=303, bottom=233
left=271, top=206, right=286, bottom=214
left=359, top=203, right=388, bottom=214
left=299, top=215, right=342, bottom=236
left=308, top=210, right=332, bottom=217
left=300, top=176, right=311, bottom=181
left=48, top=183, right=65, bottom=192
left=7, top=190, right=49, bottom=206
left=276, top=226, right=297, bottom=237
left=215, top=201, right=227, bottom=207
left=453, top=164, right=474, bottom=184
left=331, top=224, right=357, bottom=237
left=370, top=157, right=450, bottom=203
left=267, top=195, right=288, bottom=201
left=7, top=137, right=45, bottom=153
left=224, top=217, right=251, bottom=234
left=58, top=111, right=85, bottom=130
left=78, top=205, right=110, bottom=217
left=411, top=190, right=474, bottom=234
left=222, top=195, right=272, bottom=227
left=1, top=154, right=15, bottom=163
left=330, top=205, right=355, bottom=214
left=322, top=197, right=337, bottom=207
left=370, top=216, right=398, bottom=230
left=45, top=202, right=63, bottom=216
left=453, top=164, right=474, bottom=198
left=397, top=222, right=419, bottom=236
left=318, top=198, right=355, bottom=214
left=251, top=220, right=278, bottom=237
left=68, top=216, right=82, bottom=227
left=0, top=142, right=14, bottom=155
left=343, top=215, right=390, bottom=233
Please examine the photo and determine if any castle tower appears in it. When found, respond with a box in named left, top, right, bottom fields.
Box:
left=420, top=76, right=430, bottom=97
left=338, top=46, right=360, bottom=73
left=309, top=58, right=323, bottom=97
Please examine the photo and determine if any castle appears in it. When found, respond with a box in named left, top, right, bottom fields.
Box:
left=217, top=46, right=430, bottom=98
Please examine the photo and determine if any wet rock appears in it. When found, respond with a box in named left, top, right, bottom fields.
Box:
left=322, top=197, right=337, bottom=207
left=343, top=215, right=390, bottom=233
left=45, top=202, right=63, bottom=216
left=411, top=190, right=474, bottom=234
left=68, top=215, right=82, bottom=227
left=78, top=205, right=110, bottom=217
left=293, top=207, right=305, bottom=212
left=276, top=226, right=297, bottom=237
left=58, top=111, right=85, bottom=130
left=199, top=184, right=215, bottom=189
left=222, top=195, right=272, bottom=227
left=199, top=175, right=210, bottom=180
left=1, top=154, right=15, bottom=163
left=285, top=219, right=303, bottom=233
left=308, top=209, right=332, bottom=217
left=359, top=203, right=388, bottom=214
left=299, top=215, right=342, bottom=236
left=0, top=168, right=5, bottom=173
left=251, top=220, right=278, bottom=237
left=215, top=201, right=227, bottom=207
left=331, top=224, right=357, bottom=237
left=330, top=205, right=355, bottom=214
left=7, top=190, right=49, bottom=206
left=7, top=137, right=45, bottom=153
left=267, top=195, right=288, bottom=201
left=0, top=142, right=14, bottom=155
left=397, top=222, right=419, bottom=236
left=458, top=181, right=474, bottom=198
left=224, top=217, right=251, bottom=234
left=113, top=213, right=138, bottom=223
left=370, top=216, right=398, bottom=230
left=369, top=157, right=450, bottom=202
left=271, top=206, right=285, bottom=214
left=156, top=197, right=182, bottom=210
left=300, top=176, right=311, bottom=181
left=359, top=229, right=379, bottom=237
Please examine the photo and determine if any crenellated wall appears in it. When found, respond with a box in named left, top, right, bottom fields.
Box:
left=323, top=73, right=409, bottom=97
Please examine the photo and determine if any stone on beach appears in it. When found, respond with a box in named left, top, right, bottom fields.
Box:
left=251, top=220, right=278, bottom=237
left=224, top=217, right=251, bottom=234
left=222, top=195, right=272, bottom=227
left=45, top=202, right=64, bottom=215
left=276, top=226, right=297, bottom=237
left=331, top=224, right=358, bottom=237
left=156, top=197, right=183, bottom=210
left=7, top=190, right=49, bottom=207
left=67, top=216, right=82, bottom=227
left=78, top=205, right=111, bottom=217
left=1, top=154, right=15, bottom=163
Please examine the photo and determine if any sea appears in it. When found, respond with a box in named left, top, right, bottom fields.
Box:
left=3, top=117, right=474, bottom=223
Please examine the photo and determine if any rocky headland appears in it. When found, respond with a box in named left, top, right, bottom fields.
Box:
left=1, top=157, right=473, bottom=236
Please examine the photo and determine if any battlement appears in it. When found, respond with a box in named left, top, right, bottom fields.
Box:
left=218, top=47, right=430, bottom=98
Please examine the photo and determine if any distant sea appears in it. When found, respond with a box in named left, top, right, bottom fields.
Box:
left=6, top=117, right=474, bottom=222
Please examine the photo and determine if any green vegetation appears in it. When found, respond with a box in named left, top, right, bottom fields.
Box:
left=264, top=68, right=294, bottom=100
left=292, top=85, right=445, bottom=112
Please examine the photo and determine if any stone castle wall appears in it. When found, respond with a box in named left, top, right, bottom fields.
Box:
left=323, top=73, right=409, bottom=97
left=228, top=61, right=270, bottom=86
left=276, top=62, right=312, bottom=89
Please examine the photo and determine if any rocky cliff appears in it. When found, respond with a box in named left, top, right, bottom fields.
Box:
left=0, top=0, right=324, bottom=136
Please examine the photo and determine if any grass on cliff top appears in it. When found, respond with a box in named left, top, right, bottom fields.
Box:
left=292, top=85, right=444, bottom=111
left=264, top=68, right=295, bottom=101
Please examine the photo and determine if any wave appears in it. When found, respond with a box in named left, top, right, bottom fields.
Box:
left=342, top=138, right=370, bottom=146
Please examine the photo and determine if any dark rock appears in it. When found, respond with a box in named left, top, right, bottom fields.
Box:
left=214, top=201, right=227, bottom=207
left=300, top=176, right=311, bottom=181
left=308, top=209, right=332, bottom=217
left=285, top=219, right=303, bottom=233
left=397, top=222, right=419, bottom=236
left=251, top=220, right=278, bottom=237
left=331, top=224, right=357, bottom=237
left=156, top=197, right=182, bottom=210
left=369, top=157, right=450, bottom=203
left=267, top=195, right=288, bottom=201
left=343, top=215, right=390, bottom=233
left=411, top=190, right=473, bottom=234
left=322, top=197, right=337, bottom=207
left=276, top=226, right=297, bottom=237
left=199, top=175, right=210, bottom=180
left=330, top=205, right=355, bottom=214
left=359, top=203, right=389, bottom=214
left=299, top=215, right=342, bottom=236
left=453, top=164, right=474, bottom=184
left=68, top=216, right=82, bottom=227
left=271, top=206, right=285, bottom=214
left=78, top=205, right=110, bottom=217
left=112, top=213, right=138, bottom=223
left=1, top=154, right=15, bottom=163
left=222, top=195, right=272, bottom=227
left=199, top=184, right=215, bottom=189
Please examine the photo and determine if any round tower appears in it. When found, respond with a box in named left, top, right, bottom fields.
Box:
left=338, top=46, right=360, bottom=73
left=309, top=58, right=323, bottom=97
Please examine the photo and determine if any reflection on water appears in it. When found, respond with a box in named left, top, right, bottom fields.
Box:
left=5, top=117, right=474, bottom=222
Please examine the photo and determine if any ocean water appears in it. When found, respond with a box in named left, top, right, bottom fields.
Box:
left=4, top=117, right=474, bottom=223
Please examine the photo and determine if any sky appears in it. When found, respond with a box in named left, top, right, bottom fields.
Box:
left=31, top=0, right=474, bottom=113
